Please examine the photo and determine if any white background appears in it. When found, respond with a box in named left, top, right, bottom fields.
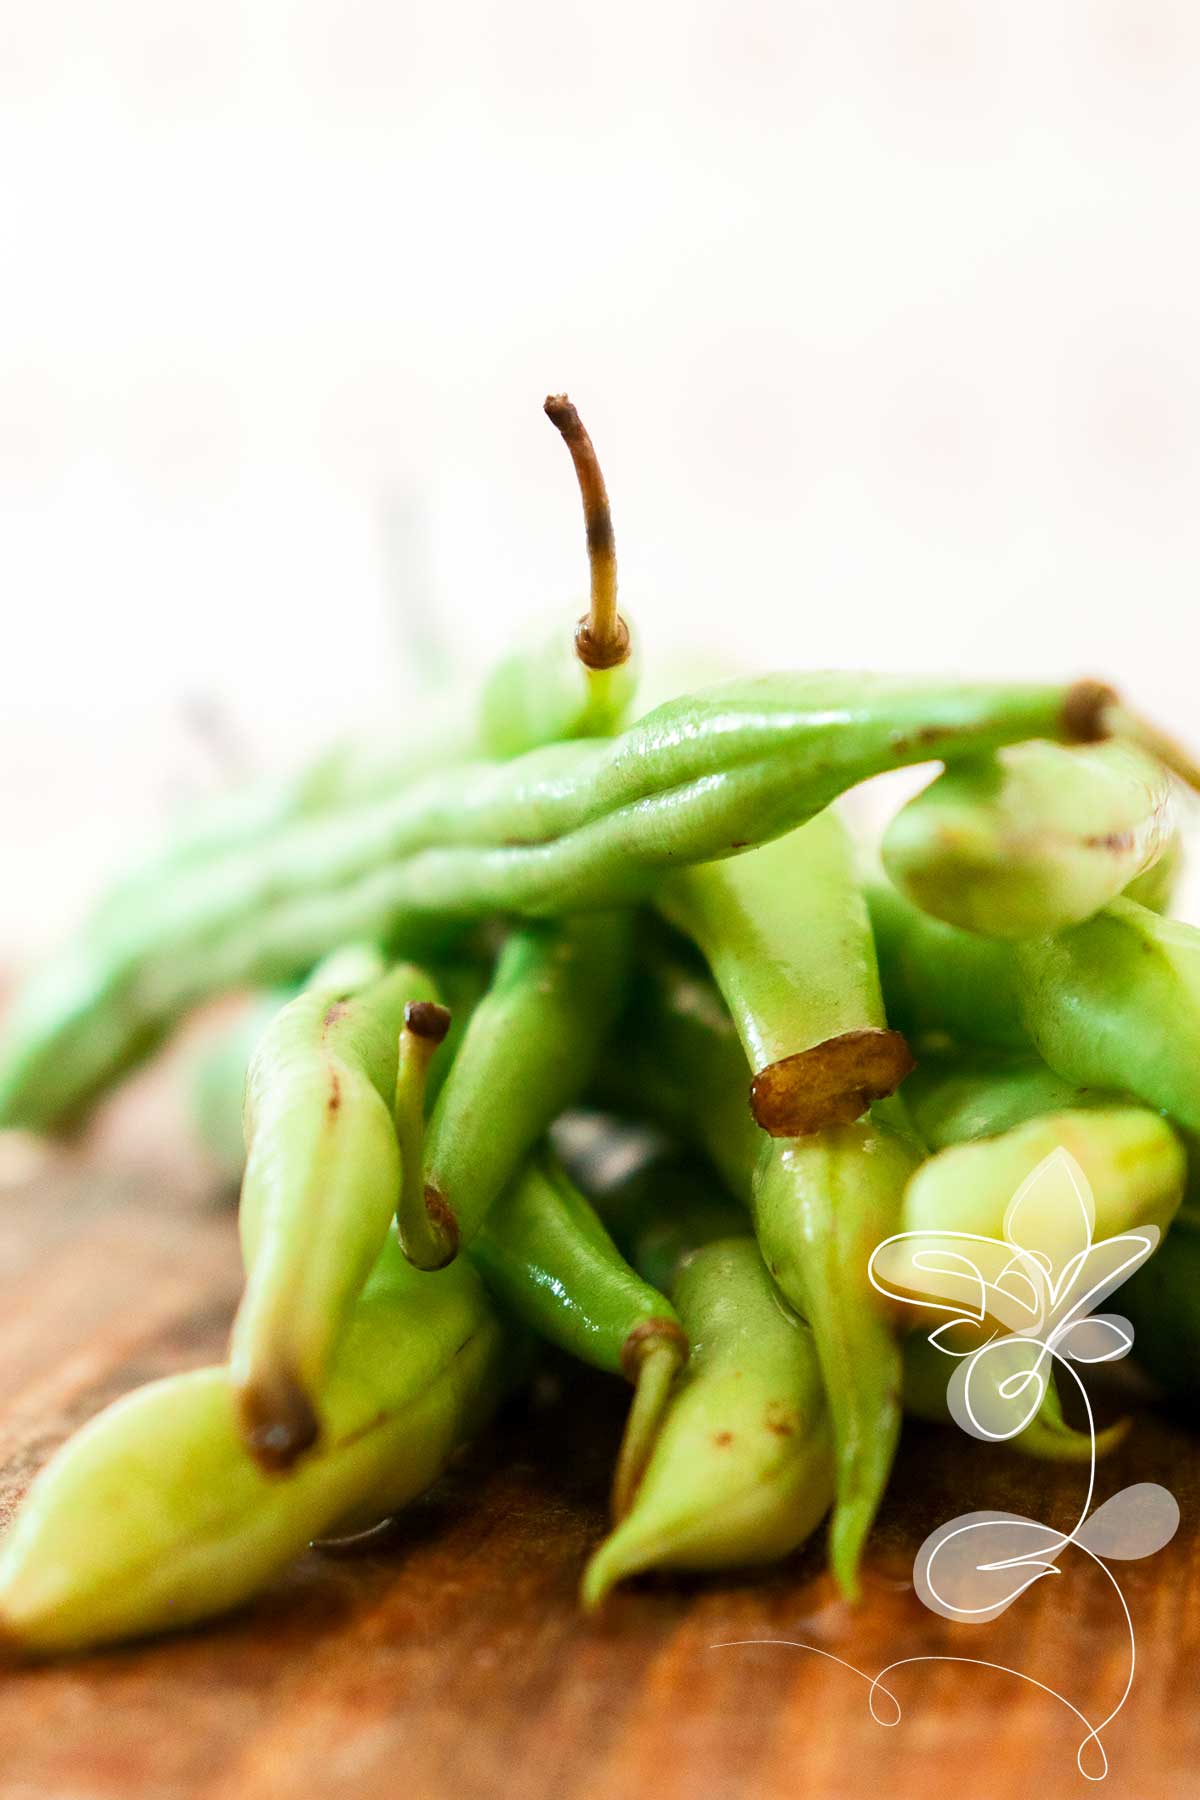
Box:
left=3, top=0, right=1198, bottom=953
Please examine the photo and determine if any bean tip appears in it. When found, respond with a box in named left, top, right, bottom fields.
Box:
left=543, top=393, right=581, bottom=436
left=404, top=1000, right=452, bottom=1046
left=1063, top=679, right=1120, bottom=744
left=237, top=1375, right=321, bottom=1476
left=397, top=1184, right=460, bottom=1271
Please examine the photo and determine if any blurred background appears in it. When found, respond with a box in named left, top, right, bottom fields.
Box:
left=3, top=0, right=1199, bottom=954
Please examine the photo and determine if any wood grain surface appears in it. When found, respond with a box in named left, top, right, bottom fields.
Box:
left=0, top=1120, right=1197, bottom=1800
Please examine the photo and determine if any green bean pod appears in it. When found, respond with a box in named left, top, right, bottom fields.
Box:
left=471, top=1153, right=685, bottom=1518
left=0, top=1243, right=513, bottom=1654
left=882, top=741, right=1173, bottom=938
left=187, top=947, right=388, bottom=1187
left=231, top=960, right=444, bottom=1469
left=902, top=1109, right=1185, bottom=1246
left=753, top=1121, right=918, bottom=1598
left=409, top=913, right=632, bottom=1268
left=592, top=937, right=763, bottom=1197
left=866, top=876, right=1028, bottom=1051
left=477, top=627, right=636, bottom=760
left=570, top=1147, right=747, bottom=1299
left=597, top=943, right=912, bottom=1599
left=1015, top=899, right=1200, bottom=1135
left=0, top=673, right=1116, bottom=1132
left=902, top=1049, right=1115, bottom=1151
left=581, top=1237, right=834, bottom=1607
left=870, top=881, right=1200, bottom=1138
left=901, top=1332, right=1128, bottom=1462
left=659, top=808, right=913, bottom=1136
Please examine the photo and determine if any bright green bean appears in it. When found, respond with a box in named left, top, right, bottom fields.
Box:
left=471, top=1152, right=685, bottom=1518
left=1016, top=899, right=1200, bottom=1135
left=0, top=1242, right=512, bottom=1653
left=581, top=1237, right=834, bottom=1607
left=866, top=876, right=1028, bottom=1050
left=871, top=880, right=1200, bottom=1137
left=902, top=1049, right=1115, bottom=1151
left=567, top=1145, right=746, bottom=1299
left=591, top=934, right=763, bottom=1197
left=659, top=808, right=912, bottom=1137
left=882, top=741, right=1173, bottom=938
left=595, top=942, right=913, bottom=1600
left=409, top=914, right=632, bottom=1267
left=0, top=674, right=1112, bottom=1131
left=230, top=960, right=444, bottom=1469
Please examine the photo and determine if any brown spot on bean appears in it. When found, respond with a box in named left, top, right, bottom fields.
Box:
left=765, top=1402, right=797, bottom=1437
left=1083, top=831, right=1135, bottom=853
left=421, top=1184, right=461, bottom=1269
left=327, top=1071, right=341, bottom=1115
left=713, top=1430, right=734, bottom=1448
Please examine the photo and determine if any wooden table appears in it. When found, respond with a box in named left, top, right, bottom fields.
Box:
left=1, top=1117, right=1197, bottom=1800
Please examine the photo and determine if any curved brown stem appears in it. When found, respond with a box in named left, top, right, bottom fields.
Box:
left=1103, top=700, right=1200, bottom=795
left=544, top=394, right=630, bottom=671
left=395, top=1002, right=458, bottom=1270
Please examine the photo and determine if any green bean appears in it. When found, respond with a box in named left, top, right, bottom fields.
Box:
left=882, top=742, right=1173, bottom=938
left=902, top=1049, right=1115, bottom=1151
left=659, top=808, right=913, bottom=1136
left=566, top=1144, right=746, bottom=1298
left=92, top=396, right=639, bottom=940
left=753, top=1123, right=917, bottom=1600
left=471, top=1152, right=685, bottom=1518
left=0, top=674, right=1118, bottom=1133
left=408, top=914, right=632, bottom=1268
left=871, top=879, right=1200, bottom=1137
left=230, top=960, right=444, bottom=1469
left=1122, top=1214, right=1200, bottom=1408
left=903, top=1109, right=1184, bottom=1246
left=188, top=946, right=390, bottom=1186
left=582, top=1137, right=1126, bottom=1468
left=866, top=876, right=1028, bottom=1051
left=581, top=1237, right=834, bottom=1607
left=591, top=935, right=763, bottom=1197
left=187, top=983, right=678, bottom=1511
left=901, top=1332, right=1128, bottom=1462
left=597, top=943, right=913, bottom=1599
left=0, top=1242, right=513, bottom=1653
left=1016, top=899, right=1200, bottom=1135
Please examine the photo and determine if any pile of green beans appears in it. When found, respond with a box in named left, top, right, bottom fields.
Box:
left=3, top=396, right=1200, bottom=1655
